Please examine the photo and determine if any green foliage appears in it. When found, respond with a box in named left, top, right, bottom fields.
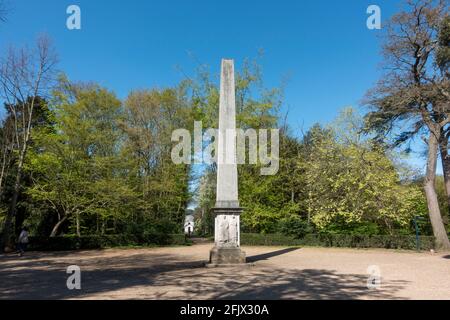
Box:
left=193, top=56, right=284, bottom=235
left=0, top=57, right=437, bottom=250
left=19, top=77, right=191, bottom=238
left=24, top=80, right=139, bottom=236
left=304, top=109, right=426, bottom=233
left=318, top=221, right=381, bottom=236
left=121, top=87, right=192, bottom=227
left=277, top=215, right=312, bottom=238
left=241, top=233, right=436, bottom=251
left=27, top=233, right=190, bottom=251
left=123, top=219, right=181, bottom=240
left=231, top=108, right=427, bottom=236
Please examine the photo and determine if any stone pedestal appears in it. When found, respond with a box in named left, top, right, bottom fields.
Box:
left=209, top=207, right=246, bottom=266
left=209, top=247, right=246, bottom=265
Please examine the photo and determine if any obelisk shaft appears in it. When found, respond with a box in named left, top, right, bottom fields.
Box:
left=216, top=59, right=239, bottom=209
left=209, top=59, right=246, bottom=266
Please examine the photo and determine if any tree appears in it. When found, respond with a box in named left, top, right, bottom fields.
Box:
left=364, top=0, right=450, bottom=250
left=121, top=87, right=192, bottom=228
left=0, top=36, right=58, bottom=250
left=185, top=56, right=281, bottom=130
left=435, top=15, right=450, bottom=217
left=238, top=126, right=304, bottom=233
left=305, top=109, right=426, bottom=233
left=0, top=97, right=53, bottom=236
left=25, top=78, right=138, bottom=237
left=196, top=171, right=216, bottom=235
left=226, top=106, right=426, bottom=235
left=436, top=15, right=450, bottom=77
left=189, top=57, right=284, bottom=233
left=25, top=131, right=96, bottom=237
left=0, top=115, right=15, bottom=195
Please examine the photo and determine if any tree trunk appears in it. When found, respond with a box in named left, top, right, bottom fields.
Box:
left=50, top=216, right=67, bottom=237
left=438, top=130, right=450, bottom=224
left=76, top=213, right=81, bottom=237
left=1, top=148, right=26, bottom=250
left=0, top=144, right=9, bottom=196
left=307, top=191, right=312, bottom=226
left=424, top=132, right=450, bottom=251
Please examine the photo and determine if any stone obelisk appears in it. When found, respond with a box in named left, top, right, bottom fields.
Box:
left=209, top=59, right=246, bottom=266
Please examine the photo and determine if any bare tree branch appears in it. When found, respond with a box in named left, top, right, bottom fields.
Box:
left=0, top=35, right=58, bottom=250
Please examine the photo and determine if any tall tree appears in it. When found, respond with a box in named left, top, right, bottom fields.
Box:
left=0, top=115, right=15, bottom=195
left=122, top=87, right=192, bottom=227
left=26, top=78, right=138, bottom=237
left=0, top=97, right=53, bottom=235
left=435, top=16, right=450, bottom=217
left=0, top=36, right=57, bottom=250
left=364, top=0, right=450, bottom=249
left=305, top=109, right=425, bottom=234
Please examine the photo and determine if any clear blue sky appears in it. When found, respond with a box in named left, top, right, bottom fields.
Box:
left=0, top=0, right=428, bottom=170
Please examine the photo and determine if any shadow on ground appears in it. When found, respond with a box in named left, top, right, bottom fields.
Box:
left=247, top=248, right=299, bottom=263
left=0, top=249, right=408, bottom=300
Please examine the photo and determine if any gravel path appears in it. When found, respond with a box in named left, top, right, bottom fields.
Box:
left=0, top=244, right=449, bottom=300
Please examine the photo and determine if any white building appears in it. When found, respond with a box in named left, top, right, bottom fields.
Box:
left=184, top=214, right=195, bottom=235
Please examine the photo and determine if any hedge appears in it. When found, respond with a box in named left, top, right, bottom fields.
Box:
left=241, top=233, right=436, bottom=251
left=23, top=233, right=436, bottom=251
left=27, top=233, right=191, bottom=251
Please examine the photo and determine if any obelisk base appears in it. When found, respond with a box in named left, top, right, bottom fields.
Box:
left=209, top=247, right=246, bottom=266
left=207, top=206, right=247, bottom=267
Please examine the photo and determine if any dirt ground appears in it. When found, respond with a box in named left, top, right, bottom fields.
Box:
left=0, top=243, right=449, bottom=300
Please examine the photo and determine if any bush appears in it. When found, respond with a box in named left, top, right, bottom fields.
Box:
left=241, top=233, right=435, bottom=251
left=122, top=219, right=182, bottom=242
left=277, top=216, right=312, bottom=238
left=319, top=222, right=382, bottom=236
left=242, top=233, right=301, bottom=246
left=150, top=219, right=181, bottom=234
left=27, top=233, right=191, bottom=251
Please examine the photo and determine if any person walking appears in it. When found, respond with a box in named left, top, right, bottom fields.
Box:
left=17, top=227, right=29, bottom=256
